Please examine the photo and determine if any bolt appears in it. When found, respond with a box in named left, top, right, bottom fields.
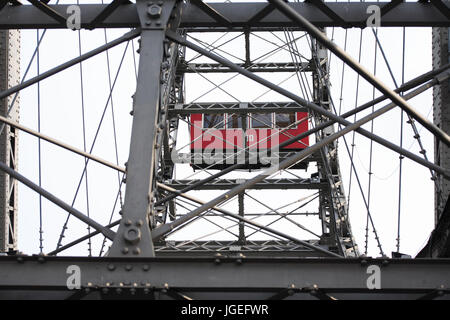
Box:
left=124, top=227, right=141, bottom=244
left=147, top=4, right=162, bottom=19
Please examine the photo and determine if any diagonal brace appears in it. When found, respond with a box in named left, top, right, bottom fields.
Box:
left=0, top=161, right=115, bottom=240
left=268, top=0, right=450, bottom=147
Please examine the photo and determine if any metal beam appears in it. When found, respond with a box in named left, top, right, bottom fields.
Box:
left=107, top=0, right=179, bottom=257
left=0, top=161, right=116, bottom=241
left=168, top=102, right=308, bottom=115
left=0, top=256, right=449, bottom=297
left=0, top=2, right=449, bottom=30
left=178, top=62, right=312, bottom=73
left=0, top=28, right=140, bottom=100
left=166, top=178, right=325, bottom=190
left=0, top=30, right=19, bottom=253
left=0, top=114, right=126, bottom=174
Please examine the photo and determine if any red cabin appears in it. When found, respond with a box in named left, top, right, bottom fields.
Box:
left=189, top=110, right=309, bottom=169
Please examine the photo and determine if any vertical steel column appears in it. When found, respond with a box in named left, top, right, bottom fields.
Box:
left=0, top=30, right=19, bottom=253
left=433, top=27, right=450, bottom=222
left=238, top=191, right=245, bottom=244
left=108, top=0, right=178, bottom=257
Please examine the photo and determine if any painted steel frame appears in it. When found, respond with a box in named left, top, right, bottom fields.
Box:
left=0, top=0, right=448, bottom=299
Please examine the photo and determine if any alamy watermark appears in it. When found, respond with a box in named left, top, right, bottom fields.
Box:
left=366, top=5, right=381, bottom=28
left=366, top=265, right=381, bottom=290
left=66, top=265, right=81, bottom=290
left=66, top=5, right=81, bottom=30
left=171, top=119, right=281, bottom=169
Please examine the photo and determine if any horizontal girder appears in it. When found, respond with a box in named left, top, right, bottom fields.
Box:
left=166, top=178, right=326, bottom=190
left=169, top=102, right=309, bottom=115
left=0, top=2, right=449, bottom=31
left=178, top=62, right=312, bottom=73
left=0, top=256, right=449, bottom=299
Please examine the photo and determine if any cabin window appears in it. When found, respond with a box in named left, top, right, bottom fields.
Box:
left=203, top=114, right=225, bottom=128
left=251, top=113, right=272, bottom=128
left=275, top=113, right=296, bottom=128
left=227, top=114, right=243, bottom=129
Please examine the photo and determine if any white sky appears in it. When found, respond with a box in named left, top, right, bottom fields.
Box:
left=15, top=1, right=438, bottom=258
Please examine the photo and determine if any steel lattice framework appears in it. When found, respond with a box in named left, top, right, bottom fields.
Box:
left=0, top=0, right=449, bottom=300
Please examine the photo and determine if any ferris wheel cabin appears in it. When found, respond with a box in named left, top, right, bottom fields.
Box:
left=189, top=108, right=310, bottom=170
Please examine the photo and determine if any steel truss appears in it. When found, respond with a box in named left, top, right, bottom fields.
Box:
left=0, top=0, right=449, bottom=299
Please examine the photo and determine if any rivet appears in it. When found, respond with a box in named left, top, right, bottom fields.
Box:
left=122, top=247, right=129, bottom=254
left=133, top=248, right=141, bottom=255
left=16, top=257, right=24, bottom=263
left=124, top=219, right=132, bottom=226
left=136, top=220, right=143, bottom=227
left=116, top=288, right=122, bottom=294
left=101, top=288, right=109, bottom=294
left=107, top=264, right=116, bottom=271
left=125, top=264, right=133, bottom=271
left=130, top=288, right=136, bottom=295
left=143, top=264, right=150, bottom=271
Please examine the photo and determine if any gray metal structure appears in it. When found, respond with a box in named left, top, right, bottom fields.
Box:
left=0, top=29, right=19, bottom=253
left=0, top=0, right=449, bottom=300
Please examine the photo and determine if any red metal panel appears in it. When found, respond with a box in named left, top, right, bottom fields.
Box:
left=190, top=112, right=309, bottom=152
